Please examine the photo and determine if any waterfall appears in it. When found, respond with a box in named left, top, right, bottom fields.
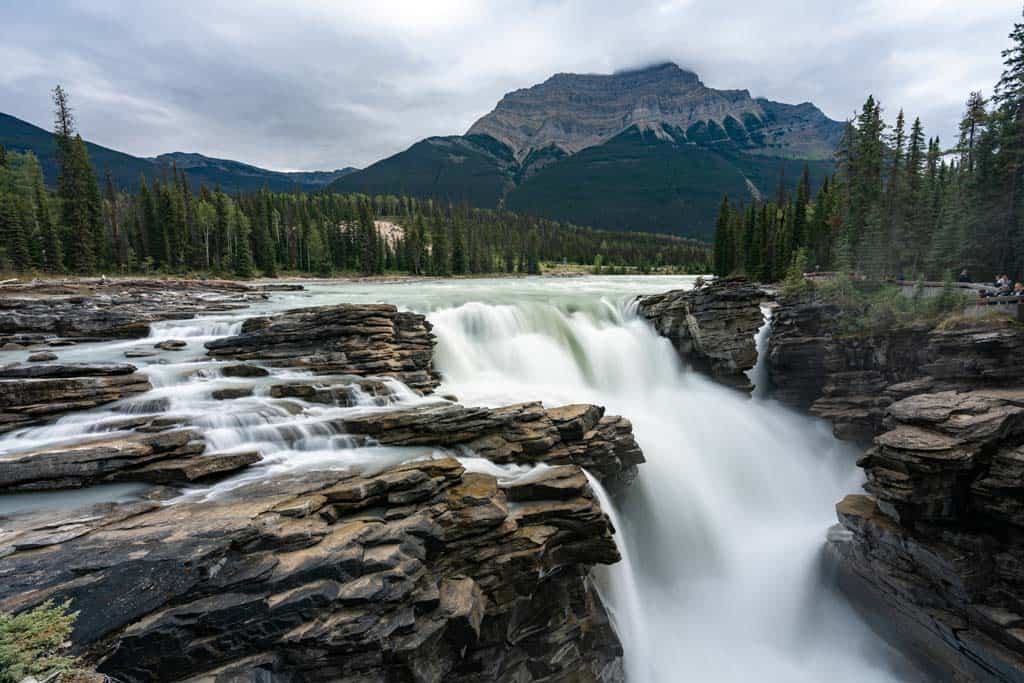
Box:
left=0, top=276, right=919, bottom=679
left=429, top=291, right=916, bottom=682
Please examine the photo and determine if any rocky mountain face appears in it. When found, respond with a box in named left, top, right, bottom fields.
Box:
left=334, top=63, right=842, bottom=239
left=468, top=63, right=842, bottom=164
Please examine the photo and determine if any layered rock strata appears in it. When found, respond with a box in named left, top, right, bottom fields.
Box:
left=768, top=303, right=1024, bottom=440
left=636, top=277, right=766, bottom=391
left=0, top=362, right=152, bottom=434
left=205, top=304, right=440, bottom=393
left=830, top=388, right=1024, bottom=681
left=1, top=400, right=643, bottom=682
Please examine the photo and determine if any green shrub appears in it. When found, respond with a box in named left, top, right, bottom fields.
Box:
left=0, top=600, right=80, bottom=683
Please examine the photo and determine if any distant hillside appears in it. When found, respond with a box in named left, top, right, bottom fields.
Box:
left=333, top=63, right=844, bottom=239
left=0, top=112, right=354, bottom=193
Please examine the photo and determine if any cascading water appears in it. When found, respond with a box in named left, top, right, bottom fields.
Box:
left=424, top=280, right=919, bottom=682
left=0, top=276, right=920, bottom=680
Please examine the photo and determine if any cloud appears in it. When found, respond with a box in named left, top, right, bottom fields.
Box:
left=0, top=0, right=1017, bottom=170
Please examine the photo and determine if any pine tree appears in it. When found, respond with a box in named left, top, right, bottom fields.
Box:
left=234, top=211, right=255, bottom=277
left=712, top=195, right=733, bottom=276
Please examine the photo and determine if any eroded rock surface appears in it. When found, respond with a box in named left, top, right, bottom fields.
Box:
left=636, top=277, right=765, bottom=390
left=205, top=304, right=440, bottom=393
left=830, top=387, right=1024, bottom=681
left=768, top=302, right=1024, bottom=440
left=0, top=400, right=641, bottom=682
left=0, top=362, right=152, bottom=434
left=343, top=401, right=644, bottom=488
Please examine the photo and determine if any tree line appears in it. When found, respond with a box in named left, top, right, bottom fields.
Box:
left=0, top=87, right=710, bottom=278
left=713, top=8, right=1024, bottom=284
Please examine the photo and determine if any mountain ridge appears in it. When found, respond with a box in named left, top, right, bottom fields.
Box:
left=466, top=62, right=843, bottom=163
left=0, top=112, right=356, bottom=193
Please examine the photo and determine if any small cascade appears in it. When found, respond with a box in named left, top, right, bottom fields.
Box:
left=747, top=304, right=774, bottom=400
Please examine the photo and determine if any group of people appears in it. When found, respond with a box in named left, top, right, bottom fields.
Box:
left=978, top=273, right=1024, bottom=299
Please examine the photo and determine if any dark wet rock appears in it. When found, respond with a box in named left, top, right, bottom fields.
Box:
left=637, top=277, right=766, bottom=391
left=0, top=448, right=632, bottom=681
left=154, top=339, right=187, bottom=351
left=0, top=363, right=152, bottom=434
left=211, top=386, right=254, bottom=400
left=206, top=304, right=439, bottom=393
left=220, top=364, right=270, bottom=378
left=257, top=283, right=305, bottom=292
left=27, top=351, right=57, bottom=362
left=830, top=387, right=1024, bottom=680
left=124, top=350, right=159, bottom=358
left=0, top=278, right=269, bottom=343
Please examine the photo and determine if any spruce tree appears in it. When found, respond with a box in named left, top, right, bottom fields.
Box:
left=712, top=195, right=733, bottom=276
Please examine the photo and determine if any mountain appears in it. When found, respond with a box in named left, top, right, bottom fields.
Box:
left=152, top=152, right=356, bottom=190
left=0, top=112, right=355, bottom=193
left=333, top=63, right=844, bottom=238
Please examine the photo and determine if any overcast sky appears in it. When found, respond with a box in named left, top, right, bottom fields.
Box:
left=1, top=1, right=1019, bottom=171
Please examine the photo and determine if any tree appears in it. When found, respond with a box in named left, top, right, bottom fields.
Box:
left=712, top=195, right=733, bottom=276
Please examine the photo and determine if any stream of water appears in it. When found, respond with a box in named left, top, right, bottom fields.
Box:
left=0, top=275, right=919, bottom=681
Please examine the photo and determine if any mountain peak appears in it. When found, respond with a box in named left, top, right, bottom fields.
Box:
left=467, top=66, right=840, bottom=163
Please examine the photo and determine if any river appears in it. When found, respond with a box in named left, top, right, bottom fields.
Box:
left=0, top=275, right=921, bottom=681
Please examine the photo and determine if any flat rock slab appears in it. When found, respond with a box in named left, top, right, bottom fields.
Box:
left=126, top=450, right=262, bottom=483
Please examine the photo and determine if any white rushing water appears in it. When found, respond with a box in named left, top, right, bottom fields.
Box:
left=0, top=275, right=918, bottom=680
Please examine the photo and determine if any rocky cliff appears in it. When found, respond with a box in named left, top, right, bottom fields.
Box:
left=0, top=300, right=643, bottom=682
left=757, top=294, right=1024, bottom=677
left=830, top=388, right=1024, bottom=681
left=468, top=63, right=843, bottom=163
left=636, top=278, right=766, bottom=391
left=767, top=301, right=1024, bottom=441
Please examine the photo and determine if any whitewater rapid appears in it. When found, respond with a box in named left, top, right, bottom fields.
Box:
left=425, top=281, right=915, bottom=682
left=0, top=276, right=918, bottom=680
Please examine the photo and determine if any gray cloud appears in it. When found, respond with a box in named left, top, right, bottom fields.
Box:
left=0, top=0, right=1018, bottom=170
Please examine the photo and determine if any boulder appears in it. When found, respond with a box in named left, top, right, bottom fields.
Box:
left=637, top=277, right=765, bottom=391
